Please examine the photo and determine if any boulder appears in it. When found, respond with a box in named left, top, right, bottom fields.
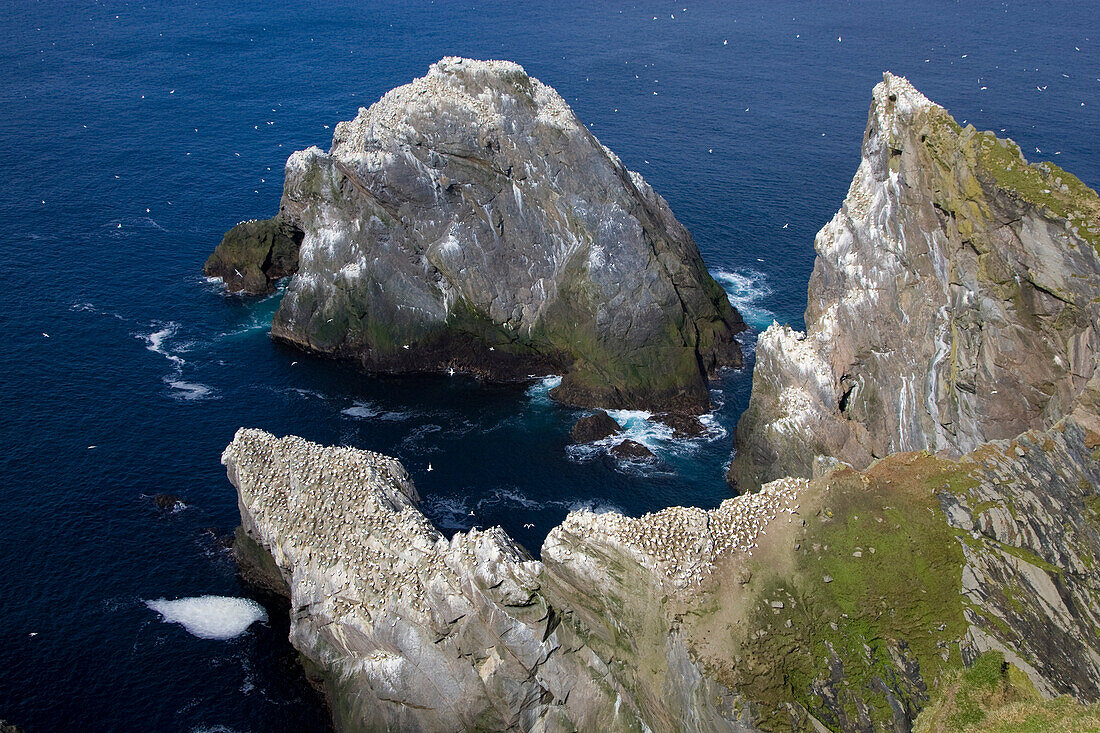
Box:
left=570, top=410, right=623, bottom=443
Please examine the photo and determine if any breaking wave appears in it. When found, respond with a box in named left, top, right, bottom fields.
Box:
left=712, top=268, right=776, bottom=330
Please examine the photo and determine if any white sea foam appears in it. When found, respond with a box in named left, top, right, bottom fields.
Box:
left=524, top=375, right=562, bottom=405
left=146, top=596, right=267, bottom=640
left=341, top=401, right=381, bottom=419
left=166, top=379, right=215, bottom=400
left=144, top=324, right=186, bottom=365
left=567, top=407, right=727, bottom=469
left=712, top=268, right=776, bottom=330
left=605, top=409, right=673, bottom=451
left=422, top=487, right=574, bottom=530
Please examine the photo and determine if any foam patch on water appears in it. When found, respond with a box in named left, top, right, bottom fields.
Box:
left=712, top=268, right=775, bottom=330
left=144, top=323, right=185, bottom=366
left=166, top=378, right=215, bottom=400
left=567, top=408, right=728, bottom=469
left=422, top=487, right=575, bottom=530
left=525, top=375, right=562, bottom=406
left=341, top=400, right=381, bottom=419
left=146, top=596, right=267, bottom=640
left=604, top=409, right=674, bottom=450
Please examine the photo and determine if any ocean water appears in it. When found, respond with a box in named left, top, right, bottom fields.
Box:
left=2, top=1, right=1096, bottom=729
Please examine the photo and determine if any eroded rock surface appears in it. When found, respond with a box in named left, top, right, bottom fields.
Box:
left=224, top=428, right=752, bottom=732
left=218, top=57, right=743, bottom=411
left=730, top=72, right=1100, bottom=489
left=224, top=417, right=1100, bottom=732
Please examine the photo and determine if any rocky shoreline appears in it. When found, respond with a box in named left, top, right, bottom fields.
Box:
left=216, top=72, right=1100, bottom=731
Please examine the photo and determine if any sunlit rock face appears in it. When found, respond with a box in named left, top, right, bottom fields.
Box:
left=730, top=72, right=1100, bottom=490
left=214, top=57, right=744, bottom=412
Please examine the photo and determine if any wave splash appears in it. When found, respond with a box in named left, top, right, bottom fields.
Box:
left=712, top=268, right=776, bottom=330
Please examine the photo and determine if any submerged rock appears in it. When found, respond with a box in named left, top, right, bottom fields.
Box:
left=152, top=493, right=184, bottom=511
left=730, top=72, right=1100, bottom=490
left=217, top=57, right=743, bottom=411
left=570, top=409, right=622, bottom=443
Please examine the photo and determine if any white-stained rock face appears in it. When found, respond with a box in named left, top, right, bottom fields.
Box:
left=225, top=429, right=555, bottom=731
left=545, top=477, right=806, bottom=590
left=730, top=72, right=1100, bottom=489
left=214, top=57, right=744, bottom=412
left=224, top=428, right=755, bottom=733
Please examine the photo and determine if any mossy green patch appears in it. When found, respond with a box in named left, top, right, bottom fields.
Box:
left=702, top=454, right=973, bottom=731
left=915, top=651, right=1100, bottom=733
left=917, top=105, right=1100, bottom=258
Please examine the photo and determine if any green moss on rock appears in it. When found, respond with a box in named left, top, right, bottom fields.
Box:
left=204, top=215, right=304, bottom=294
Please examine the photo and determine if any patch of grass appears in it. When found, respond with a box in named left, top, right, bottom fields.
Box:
left=915, top=651, right=1100, bottom=732
left=706, top=453, right=974, bottom=730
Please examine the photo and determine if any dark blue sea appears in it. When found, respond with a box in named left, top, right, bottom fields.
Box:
left=2, top=1, right=1096, bottom=729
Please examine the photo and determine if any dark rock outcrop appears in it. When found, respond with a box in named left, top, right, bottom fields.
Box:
left=204, top=215, right=304, bottom=294
left=610, top=439, right=656, bottom=461
left=152, top=493, right=183, bottom=511
left=656, top=411, right=708, bottom=438
left=570, top=410, right=622, bottom=443
left=217, top=57, right=743, bottom=412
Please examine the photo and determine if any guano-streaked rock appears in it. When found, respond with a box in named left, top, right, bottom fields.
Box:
left=729, top=72, right=1100, bottom=490
left=213, top=57, right=744, bottom=413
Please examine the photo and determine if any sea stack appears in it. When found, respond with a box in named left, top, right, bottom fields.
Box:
left=208, top=57, right=744, bottom=413
left=729, top=72, right=1100, bottom=489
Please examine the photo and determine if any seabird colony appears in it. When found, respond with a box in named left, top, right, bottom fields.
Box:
left=224, top=428, right=539, bottom=626
left=546, top=477, right=808, bottom=590
left=226, top=427, right=809, bottom=619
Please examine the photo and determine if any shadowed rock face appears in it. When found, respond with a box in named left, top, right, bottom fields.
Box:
left=204, top=215, right=304, bottom=294
left=729, top=72, right=1100, bottom=490
left=218, top=57, right=743, bottom=412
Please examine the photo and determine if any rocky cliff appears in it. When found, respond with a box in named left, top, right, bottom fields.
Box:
left=224, top=428, right=749, bottom=732
left=225, top=408, right=1100, bottom=731
left=729, top=72, right=1100, bottom=489
left=219, top=74, right=1100, bottom=733
left=210, top=58, right=744, bottom=412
